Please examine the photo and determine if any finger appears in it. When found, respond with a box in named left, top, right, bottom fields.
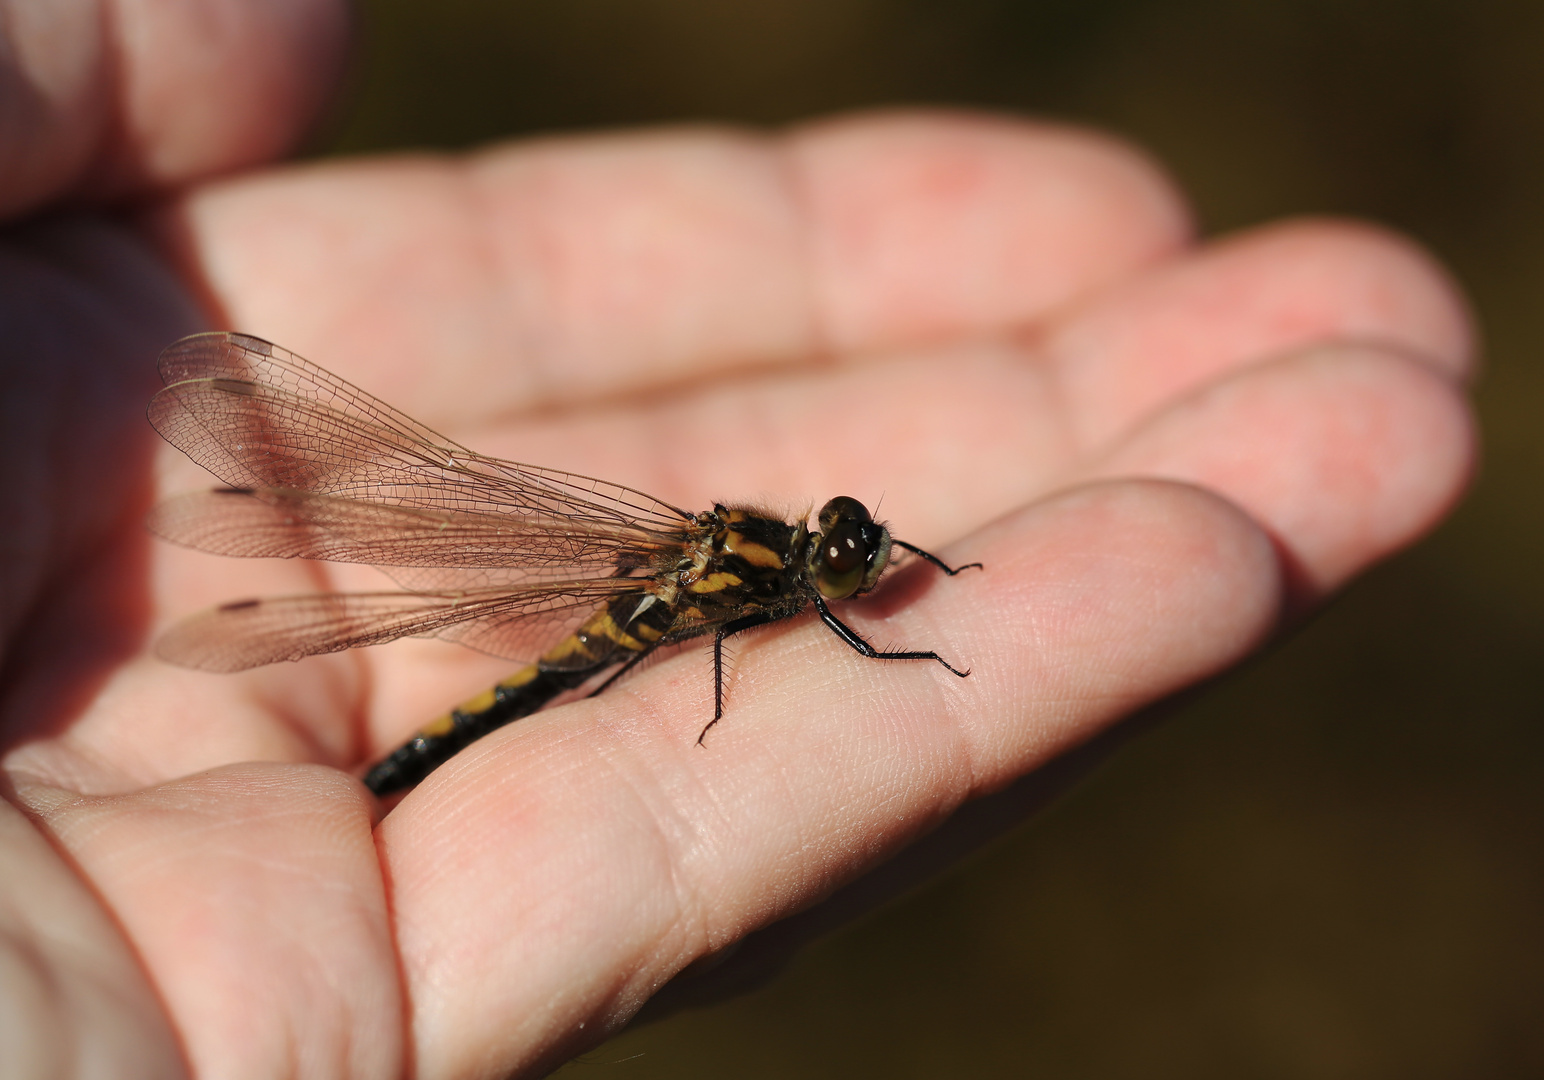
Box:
left=25, top=766, right=400, bottom=1080
left=790, top=111, right=1193, bottom=350
left=431, top=220, right=1473, bottom=550
left=0, top=797, right=184, bottom=1077
left=0, top=216, right=214, bottom=800
left=1044, top=218, right=1475, bottom=450
left=376, top=482, right=1281, bottom=1077
left=1081, top=343, right=1475, bottom=598
left=144, top=112, right=1191, bottom=425
left=0, top=0, right=348, bottom=218
left=0, top=218, right=200, bottom=649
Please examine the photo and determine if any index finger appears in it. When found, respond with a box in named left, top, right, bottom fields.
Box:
left=145, top=112, right=1191, bottom=426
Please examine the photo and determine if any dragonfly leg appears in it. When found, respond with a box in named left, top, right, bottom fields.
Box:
left=891, top=539, right=983, bottom=576
left=585, top=648, right=653, bottom=699
left=699, top=610, right=778, bottom=744
left=811, top=594, right=971, bottom=678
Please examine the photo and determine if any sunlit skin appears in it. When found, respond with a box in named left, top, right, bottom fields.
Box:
left=0, top=2, right=1475, bottom=1078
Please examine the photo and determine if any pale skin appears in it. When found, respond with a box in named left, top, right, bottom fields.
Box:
left=0, top=2, right=1476, bottom=1078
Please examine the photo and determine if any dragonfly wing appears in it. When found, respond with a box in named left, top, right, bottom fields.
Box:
left=149, top=333, right=693, bottom=530
left=148, top=487, right=676, bottom=590
left=149, top=333, right=695, bottom=670
left=156, top=581, right=635, bottom=672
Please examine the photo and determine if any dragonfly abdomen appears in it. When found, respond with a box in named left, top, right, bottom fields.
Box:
left=363, top=593, right=671, bottom=795
left=362, top=666, right=556, bottom=794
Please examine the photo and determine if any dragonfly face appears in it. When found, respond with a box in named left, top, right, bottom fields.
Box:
left=147, top=332, right=980, bottom=795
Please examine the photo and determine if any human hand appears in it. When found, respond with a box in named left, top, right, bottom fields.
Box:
left=0, top=3, right=1473, bottom=1078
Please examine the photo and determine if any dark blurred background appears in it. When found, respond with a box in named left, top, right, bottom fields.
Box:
left=326, top=1, right=1544, bottom=1075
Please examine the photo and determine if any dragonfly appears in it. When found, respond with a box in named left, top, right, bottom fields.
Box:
left=148, top=332, right=981, bottom=796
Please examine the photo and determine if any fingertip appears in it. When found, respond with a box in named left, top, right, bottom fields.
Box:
left=1283, top=343, right=1477, bottom=578
left=880, top=478, right=1285, bottom=781
left=1087, top=343, right=1477, bottom=597
left=967, top=479, right=1284, bottom=691
left=1220, top=217, right=1479, bottom=380
left=1047, top=215, right=1479, bottom=449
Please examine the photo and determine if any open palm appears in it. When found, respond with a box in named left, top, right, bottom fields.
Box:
left=0, top=5, right=1473, bottom=1079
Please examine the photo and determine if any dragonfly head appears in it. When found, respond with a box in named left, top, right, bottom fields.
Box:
left=810, top=496, right=892, bottom=601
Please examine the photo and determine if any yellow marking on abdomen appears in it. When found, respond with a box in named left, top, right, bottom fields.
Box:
left=417, top=662, right=543, bottom=739
left=419, top=712, right=457, bottom=738
left=590, top=612, right=647, bottom=651
left=458, top=687, right=499, bottom=714
left=539, top=610, right=646, bottom=663
left=541, top=633, right=599, bottom=664
left=498, top=666, right=540, bottom=691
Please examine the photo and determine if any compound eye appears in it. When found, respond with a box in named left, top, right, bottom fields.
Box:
left=814, top=520, right=866, bottom=600
left=817, top=495, right=870, bottom=534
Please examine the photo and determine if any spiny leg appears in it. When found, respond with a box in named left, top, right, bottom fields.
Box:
left=811, top=593, right=971, bottom=677
left=699, top=610, right=778, bottom=744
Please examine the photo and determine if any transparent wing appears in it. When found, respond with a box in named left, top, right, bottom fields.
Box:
left=147, top=487, right=674, bottom=591
left=147, top=333, right=710, bottom=668
left=156, top=580, right=647, bottom=673
left=148, top=333, right=696, bottom=575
